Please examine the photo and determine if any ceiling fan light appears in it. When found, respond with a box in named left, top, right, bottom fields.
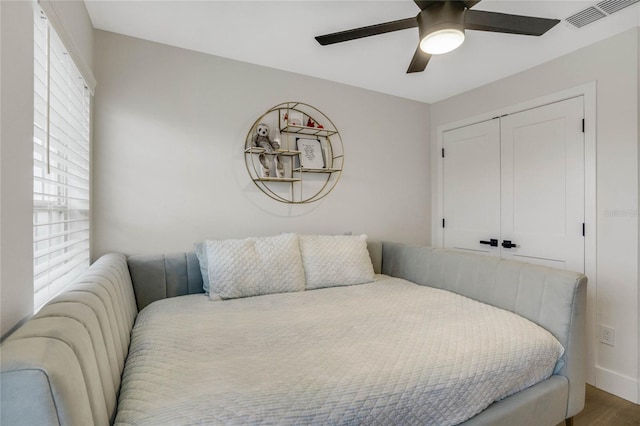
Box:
left=419, top=28, right=465, bottom=54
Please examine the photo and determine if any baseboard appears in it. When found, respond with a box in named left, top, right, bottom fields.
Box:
left=595, top=366, right=639, bottom=404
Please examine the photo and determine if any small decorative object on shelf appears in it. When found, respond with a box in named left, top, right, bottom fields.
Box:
left=288, top=111, right=303, bottom=126
left=244, top=102, right=344, bottom=204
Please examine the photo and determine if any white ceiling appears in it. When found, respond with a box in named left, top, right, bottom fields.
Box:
left=84, top=0, right=640, bottom=103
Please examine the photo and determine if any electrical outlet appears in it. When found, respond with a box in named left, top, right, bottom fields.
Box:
left=599, top=325, right=615, bottom=347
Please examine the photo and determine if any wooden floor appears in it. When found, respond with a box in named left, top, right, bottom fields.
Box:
left=558, top=385, right=640, bottom=425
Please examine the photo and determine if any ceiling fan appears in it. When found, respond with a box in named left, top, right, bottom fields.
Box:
left=315, top=0, right=560, bottom=73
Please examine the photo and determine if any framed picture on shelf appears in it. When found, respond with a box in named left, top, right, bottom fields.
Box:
left=296, top=138, right=325, bottom=169
left=279, top=111, right=288, bottom=129
left=288, top=111, right=304, bottom=127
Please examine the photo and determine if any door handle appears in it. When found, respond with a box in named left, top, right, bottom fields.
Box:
left=502, top=240, right=517, bottom=249
left=480, top=239, right=499, bottom=247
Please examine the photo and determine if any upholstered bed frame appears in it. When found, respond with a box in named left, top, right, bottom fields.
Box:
left=0, top=241, right=586, bottom=425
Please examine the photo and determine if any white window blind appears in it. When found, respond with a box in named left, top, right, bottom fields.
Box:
left=33, top=5, right=91, bottom=310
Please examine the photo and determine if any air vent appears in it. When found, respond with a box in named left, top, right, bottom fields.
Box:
left=597, top=0, right=640, bottom=14
left=566, top=0, right=640, bottom=28
left=566, top=7, right=606, bottom=28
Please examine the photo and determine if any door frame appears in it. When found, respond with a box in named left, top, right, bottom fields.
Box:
left=432, top=81, right=597, bottom=384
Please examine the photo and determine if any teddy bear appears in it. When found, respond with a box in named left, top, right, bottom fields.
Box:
left=253, top=123, right=284, bottom=178
left=253, top=123, right=280, bottom=153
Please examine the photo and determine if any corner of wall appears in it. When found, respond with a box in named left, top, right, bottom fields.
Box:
left=637, top=24, right=640, bottom=405
left=425, top=102, right=432, bottom=246
left=0, top=0, right=35, bottom=337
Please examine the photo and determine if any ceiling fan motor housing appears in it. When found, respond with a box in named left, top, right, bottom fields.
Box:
left=417, top=1, right=466, bottom=42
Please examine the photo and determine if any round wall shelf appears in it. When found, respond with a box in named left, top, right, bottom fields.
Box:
left=244, top=102, right=343, bottom=204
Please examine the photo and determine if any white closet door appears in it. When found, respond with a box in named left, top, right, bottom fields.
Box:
left=500, top=96, right=585, bottom=272
left=443, top=119, right=501, bottom=255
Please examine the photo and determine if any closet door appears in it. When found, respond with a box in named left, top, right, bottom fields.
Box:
left=443, top=119, right=501, bottom=255
left=500, top=96, right=585, bottom=272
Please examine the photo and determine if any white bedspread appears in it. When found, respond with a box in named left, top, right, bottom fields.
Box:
left=115, top=275, right=563, bottom=426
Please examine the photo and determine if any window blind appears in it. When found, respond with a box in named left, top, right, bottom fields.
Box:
left=33, top=5, right=91, bottom=310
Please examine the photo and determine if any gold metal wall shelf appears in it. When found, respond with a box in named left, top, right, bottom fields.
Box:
left=244, top=102, right=343, bottom=204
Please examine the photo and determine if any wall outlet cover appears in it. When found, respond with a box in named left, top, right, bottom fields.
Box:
left=599, top=325, right=615, bottom=346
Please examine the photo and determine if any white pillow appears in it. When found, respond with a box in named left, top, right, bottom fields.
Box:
left=299, top=234, right=375, bottom=290
left=193, top=242, right=210, bottom=294
left=205, top=234, right=305, bottom=300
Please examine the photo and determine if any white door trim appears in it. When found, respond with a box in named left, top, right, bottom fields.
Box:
left=432, top=81, right=597, bottom=384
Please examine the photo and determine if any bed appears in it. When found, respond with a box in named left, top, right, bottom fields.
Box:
left=116, top=275, right=564, bottom=425
left=0, top=237, right=587, bottom=426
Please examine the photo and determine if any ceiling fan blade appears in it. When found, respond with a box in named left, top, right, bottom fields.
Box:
left=465, top=9, right=560, bottom=36
left=407, top=46, right=431, bottom=73
left=315, top=17, right=417, bottom=46
left=463, top=1, right=482, bottom=9
left=414, top=1, right=439, bottom=10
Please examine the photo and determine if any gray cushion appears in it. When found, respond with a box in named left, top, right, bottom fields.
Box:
left=127, top=252, right=204, bottom=310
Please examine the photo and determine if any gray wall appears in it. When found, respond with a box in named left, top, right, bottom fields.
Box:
left=0, top=1, right=33, bottom=338
left=430, top=28, right=639, bottom=403
left=92, top=30, right=431, bottom=257
left=0, top=0, right=94, bottom=337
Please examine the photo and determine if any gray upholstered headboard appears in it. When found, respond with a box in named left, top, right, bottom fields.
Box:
left=127, top=240, right=383, bottom=311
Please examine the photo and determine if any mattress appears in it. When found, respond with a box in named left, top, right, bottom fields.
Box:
left=115, top=275, right=563, bottom=426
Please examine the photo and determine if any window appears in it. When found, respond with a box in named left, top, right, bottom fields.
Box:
left=33, top=5, right=91, bottom=310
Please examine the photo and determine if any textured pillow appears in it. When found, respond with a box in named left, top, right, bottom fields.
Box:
left=205, top=234, right=305, bottom=300
left=299, top=234, right=375, bottom=290
left=194, top=242, right=210, bottom=294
